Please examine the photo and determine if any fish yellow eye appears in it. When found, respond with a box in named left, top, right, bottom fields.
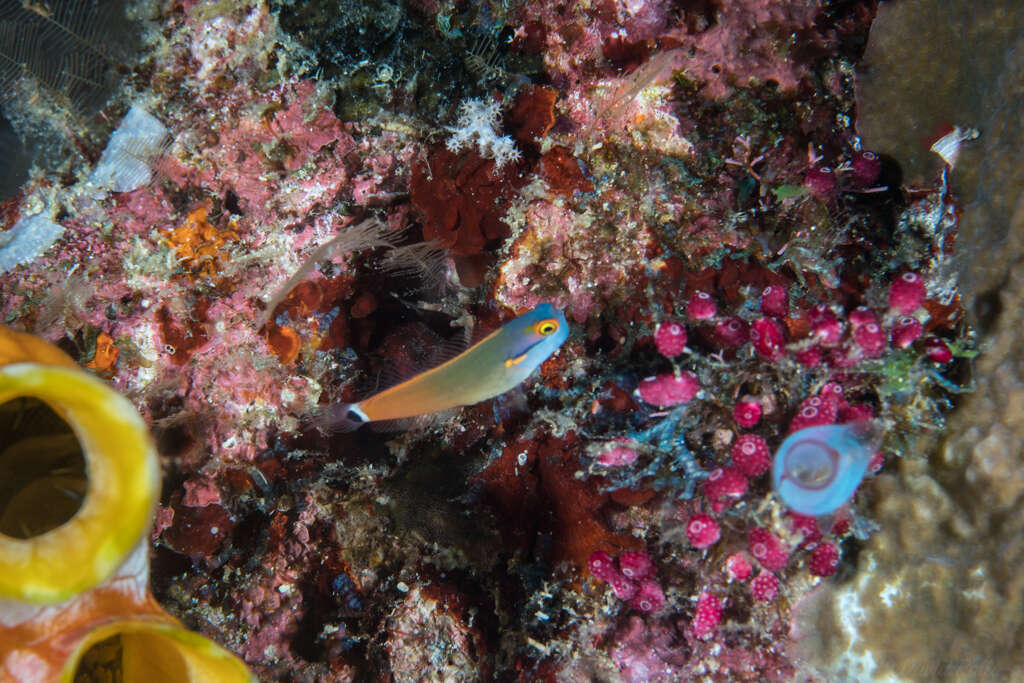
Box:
left=535, top=319, right=559, bottom=336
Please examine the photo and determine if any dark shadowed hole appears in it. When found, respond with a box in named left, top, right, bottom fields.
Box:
left=0, top=397, right=87, bottom=538
left=972, top=285, right=1003, bottom=334
left=74, top=634, right=123, bottom=682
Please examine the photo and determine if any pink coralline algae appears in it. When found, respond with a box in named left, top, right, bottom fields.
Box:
left=750, top=571, right=780, bottom=602
left=685, top=513, right=721, bottom=549
left=609, top=617, right=688, bottom=683
left=0, top=0, right=976, bottom=678
left=636, top=371, right=700, bottom=407
left=733, top=398, right=763, bottom=428
left=731, top=434, right=771, bottom=477
left=809, top=542, right=841, bottom=577
left=889, top=271, right=927, bottom=314
left=653, top=320, right=688, bottom=357
left=691, top=592, right=722, bottom=640
left=748, top=527, right=790, bottom=572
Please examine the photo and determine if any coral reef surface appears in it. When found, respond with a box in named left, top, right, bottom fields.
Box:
left=0, top=0, right=1007, bottom=680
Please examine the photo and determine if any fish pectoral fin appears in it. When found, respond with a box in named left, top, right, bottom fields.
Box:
left=505, top=352, right=529, bottom=367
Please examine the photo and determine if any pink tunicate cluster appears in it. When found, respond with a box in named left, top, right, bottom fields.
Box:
left=750, top=571, right=780, bottom=602
left=685, top=513, right=721, bottom=549
left=653, top=319, right=687, bottom=357
left=888, top=272, right=926, bottom=314
left=750, top=317, right=786, bottom=360
left=838, top=401, right=874, bottom=423
left=631, top=579, right=667, bottom=613
left=850, top=310, right=885, bottom=359
left=795, top=345, right=823, bottom=368
left=891, top=316, right=924, bottom=348
left=760, top=284, right=788, bottom=318
left=869, top=451, right=886, bottom=473
left=803, top=165, right=837, bottom=199
left=619, top=550, right=656, bottom=580
left=588, top=550, right=665, bottom=612
left=725, top=552, right=752, bottom=582
left=691, top=591, right=722, bottom=639
left=733, top=398, right=763, bottom=428
left=787, top=512, right=822, bottom=549
left=788, top=394, right=838, bottom=432
left=924, top=337, right=953, bottom=363
left=808, top=305, right=842, bottom=346
left=636, top=371, right=700, bottom=407
left=848, top=306, right=876, bottom=328
left=819, top=381, right=845, bottom=406
left=687, top=291, right=717, bottom=320
left=748, top=527, right=789, bottom=572
left=731, top=433, right=770, bottom=477
left=848, top=150, right=882, bottom=188
left=714, top=317, right=749, bottom=348
left=809, top=542, right=840, bottom=577
left=703, top=466, right=748, bottom=513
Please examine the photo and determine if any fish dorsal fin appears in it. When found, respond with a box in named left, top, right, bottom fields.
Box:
left=354, top=324, right=458, bottom=397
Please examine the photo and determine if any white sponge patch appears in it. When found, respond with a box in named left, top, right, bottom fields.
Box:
left=90, top=105, right=168, bottom=194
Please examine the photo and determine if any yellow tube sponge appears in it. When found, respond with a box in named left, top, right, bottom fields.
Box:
left=0, top=325, right=78, bottom=368
left=63, top=620, right=256, bottom=682
left=0, top=362, right=160, bottom=602
left=2, top=544, right=254, bottom=682
left=0, top=326, right=253, bottom=680
left=0, top=326, right=159, bottom=603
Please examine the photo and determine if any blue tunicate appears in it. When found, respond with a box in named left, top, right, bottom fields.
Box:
left=771, top=424, right=876, bottom=516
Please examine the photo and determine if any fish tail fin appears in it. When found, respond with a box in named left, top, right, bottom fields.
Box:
left=312, top=402, right=370, bottom=433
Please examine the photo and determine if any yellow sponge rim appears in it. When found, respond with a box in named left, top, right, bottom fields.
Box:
left=0, top=363, right=159, bottom=603
left=61, top=618, right=256, bottom=683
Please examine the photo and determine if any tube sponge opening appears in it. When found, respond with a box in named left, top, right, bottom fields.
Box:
left=771, top=423, right=877, bottom=516
left=65, top=621, right=256, bottom=683
left=0, top=363, right=159, bottom=603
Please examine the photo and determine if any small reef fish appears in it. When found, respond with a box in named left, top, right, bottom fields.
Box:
left=771, top=423, right=877, bottom=516
left=320, top=303, right=569, bottom=430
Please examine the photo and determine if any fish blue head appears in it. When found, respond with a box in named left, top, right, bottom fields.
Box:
left=771, top=423, right=877, bottom=516
left=500, top=303, right=569, bottom=378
